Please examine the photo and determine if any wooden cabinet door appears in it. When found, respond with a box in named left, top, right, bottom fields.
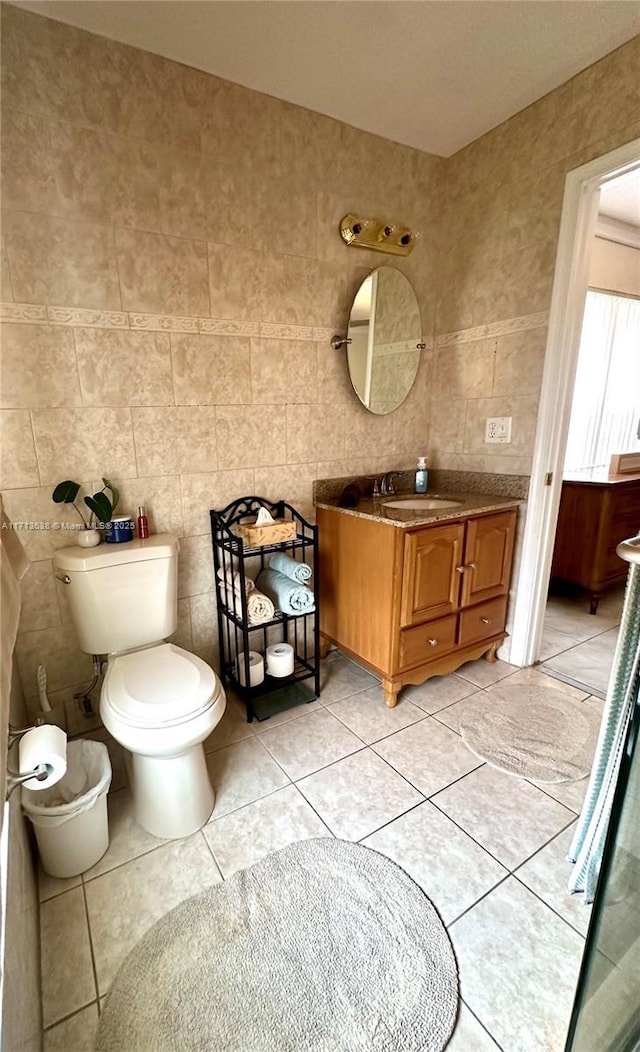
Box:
left=400, top=522, right=465, bottom=627
left=460, top=511, right=516, bottom=608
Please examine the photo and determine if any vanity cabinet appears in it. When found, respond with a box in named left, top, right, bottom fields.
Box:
left=318, top=507, right=516, bottom=707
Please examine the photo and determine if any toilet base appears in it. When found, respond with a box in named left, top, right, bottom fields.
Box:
left=131, top=744, right=215, bottom=839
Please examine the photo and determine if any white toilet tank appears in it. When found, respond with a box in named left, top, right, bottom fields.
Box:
left=54, top=534, right=180, bottom=655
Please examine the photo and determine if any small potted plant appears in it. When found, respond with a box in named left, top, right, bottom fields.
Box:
left=52, top=478, right=119, bottom=547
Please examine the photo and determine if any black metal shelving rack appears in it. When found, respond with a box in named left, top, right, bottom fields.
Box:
left=210, top=496, right=320, bottom=722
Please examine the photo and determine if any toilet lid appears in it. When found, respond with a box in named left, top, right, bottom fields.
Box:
left=104, top=643, right=221, bottom=727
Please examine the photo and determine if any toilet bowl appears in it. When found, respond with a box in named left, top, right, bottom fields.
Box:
left=100, top=642, right=226, bottom=839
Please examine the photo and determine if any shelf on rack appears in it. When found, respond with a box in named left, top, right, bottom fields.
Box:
left=249, top=681, right=317, bottom=721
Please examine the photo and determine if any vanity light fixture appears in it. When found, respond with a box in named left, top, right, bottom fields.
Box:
left=339, top=213, right=420, bottom=256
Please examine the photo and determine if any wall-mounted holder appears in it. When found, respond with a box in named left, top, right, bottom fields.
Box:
left=339, top=213, right=420, bottom=256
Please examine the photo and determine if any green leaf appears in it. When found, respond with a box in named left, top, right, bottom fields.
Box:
left=52, top=480, right=80, bottom=504
left=102, top=478, right=119, bottom=514
left=85, top=493, right=113, bottom=525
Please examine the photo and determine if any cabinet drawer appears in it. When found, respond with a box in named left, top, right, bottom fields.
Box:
left=459, top=597, right=507, bottom=647
left=399, top=614, right=457, bottom=669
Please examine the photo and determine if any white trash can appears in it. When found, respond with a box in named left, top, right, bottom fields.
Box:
left=22, top=739, right=112, bottom=878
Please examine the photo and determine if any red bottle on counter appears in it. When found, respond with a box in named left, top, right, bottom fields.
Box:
left=137, top=505, right=149, bottom=539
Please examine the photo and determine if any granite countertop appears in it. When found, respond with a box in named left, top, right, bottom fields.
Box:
left=314, top=490, right=522, bottom=528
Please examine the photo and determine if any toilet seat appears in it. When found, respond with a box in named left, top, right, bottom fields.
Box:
left=103, top=643, right=221, bottom=728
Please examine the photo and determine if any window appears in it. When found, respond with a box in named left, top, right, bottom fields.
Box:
left=564, top=290, right=640, bottom=473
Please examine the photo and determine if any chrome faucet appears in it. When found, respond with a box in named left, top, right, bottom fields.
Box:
left=380, top=472, right=402, bottom=495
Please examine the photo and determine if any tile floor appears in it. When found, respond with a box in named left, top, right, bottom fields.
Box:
left=38, top=649, right=602, bottom=1052
left=539, top=584, right=625, bottom=698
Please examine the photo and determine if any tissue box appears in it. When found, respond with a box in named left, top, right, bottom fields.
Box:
left=235, top=519, right=297, bottom=548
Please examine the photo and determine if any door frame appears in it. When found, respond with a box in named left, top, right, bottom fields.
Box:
left=508, top=137, right=640, bottom=667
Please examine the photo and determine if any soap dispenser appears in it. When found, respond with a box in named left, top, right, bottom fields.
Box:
left=414, top=457, right=428, bottom=494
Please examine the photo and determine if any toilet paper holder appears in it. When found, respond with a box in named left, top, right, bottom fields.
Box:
left=6, top=723, right=51, bottom=799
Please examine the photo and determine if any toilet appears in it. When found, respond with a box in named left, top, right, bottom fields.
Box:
left=53, top=534, right=226, bottom=839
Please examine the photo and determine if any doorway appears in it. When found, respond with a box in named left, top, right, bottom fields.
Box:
left=509, top=138, right=640, bottom=678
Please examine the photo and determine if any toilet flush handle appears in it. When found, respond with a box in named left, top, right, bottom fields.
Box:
left=54, top=572, right=71, bottom=585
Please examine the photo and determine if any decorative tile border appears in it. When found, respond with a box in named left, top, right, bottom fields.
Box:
left=129, top=312, right=199, bottom=333
left=486, top=311, right=549, bottom=338
left=0, top=302, right=48, bottom=323
left=436, top=311, right=550, bottom=349
left=198, top=318, right=260, bottom=337
left=259, top=323, right=315, bottom=340
left=47, top=306, right=129, bottom=328
left=0, top=302, right=549, bottom=348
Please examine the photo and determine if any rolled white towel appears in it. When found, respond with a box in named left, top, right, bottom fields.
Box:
left=217, top=567, right=255, bottom=597
left=246, top=590, right=275, bottom=625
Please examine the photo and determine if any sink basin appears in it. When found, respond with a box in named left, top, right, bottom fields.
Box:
left=383, top=497, right=463, bottom=511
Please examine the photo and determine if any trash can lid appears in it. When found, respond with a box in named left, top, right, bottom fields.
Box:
left=104, top=643, right=220, bottom=726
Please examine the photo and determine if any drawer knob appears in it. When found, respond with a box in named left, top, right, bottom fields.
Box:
left=481, top=617, right=491, bottom=624
left=427, top=638, right=438, bottom=646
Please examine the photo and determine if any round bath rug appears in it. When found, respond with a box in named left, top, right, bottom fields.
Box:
left=96, top=838, right=458, bottom=1052
left=459, top=684, right=600, bottom=782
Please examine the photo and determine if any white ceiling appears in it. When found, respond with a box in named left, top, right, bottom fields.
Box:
left=599, top=170, right=640, bottom=228
left=13, top=0, right=640, bottom=157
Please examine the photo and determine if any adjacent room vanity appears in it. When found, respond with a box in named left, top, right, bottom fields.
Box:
left=316, top=491, right=519, bottom=707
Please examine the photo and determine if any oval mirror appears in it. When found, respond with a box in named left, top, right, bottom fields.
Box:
left=346, top=266, right=422, bottom=415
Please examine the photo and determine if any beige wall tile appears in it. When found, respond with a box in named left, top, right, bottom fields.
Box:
left=189, top=591, right=218, bottom=653
left=317, top=341, right=354, bottom=405
left=253, top=462, right=317, bottom=519
left=208, top=243, right=267, bottom=322
left=1, top=236, right=13, bottom=302
left=428, top=399, right=467, bottom=454
left=0, top=108, right=58, bottom=216
left=286, top=403, right=345, bottom=463
left=251, top=338, right=317, bottom=404
left=178, top=534, right=214, bottom=598
left=492, top=327, right=547, bottom=398
left=343, top=404, right=397, bottom=460
left=433, top=340, right=496, bottom=402
left=1, top=484, right=95, bottom=559
left=485, top=453, right=533, bottom=475
left=108, top=474, right=184, bottom=537
left=131, top=406, right=217, bottom=476
left=201, top=78, right=284, bottom=172
left=116, top=228, right=210, bottom=316
left=472, top=240, right=556, bottom=327
left=3, top=211, right=121, bottom=310
left=75, top=328, right=173, bottom=407
left=172, top=333, right=251, bottom=406
left=15, top=624, right=93, bottom=699
left=18, top=559, right=60, bottom=634
left=32, top=408, right=136, bottom=484
left=0, top=323, right=81, bottom=408
left=181, top=469, right=255, bottom=537
left=0, top=410, right=39, bottom=488
left=0, top=4, right=104, bottom=126
left=216, top=405, right=287, bottom=469
left=463, top=395, right=539, bottom=457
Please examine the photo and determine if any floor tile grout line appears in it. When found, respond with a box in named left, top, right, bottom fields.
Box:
left=42, top=997, right=100, bottom=1035
left=510, top=872, right=589, bottom=941
left=510, top=816, right=580, bottom=872
left=447, top=871, right=512, bottom=929
left=198, top=826, right=225, bottom=881
left=80, top=880, right=101, bottom=1016
left=459, top=997, right=507, bottom=1052
left=354, top=795, right=428, bottom=845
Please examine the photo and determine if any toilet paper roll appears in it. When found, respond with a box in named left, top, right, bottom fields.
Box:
left=265, top=642, right=295, bottom=678
left=237, top=651, right=265, bottom=688
left=18, top=725, right=67, bottom=791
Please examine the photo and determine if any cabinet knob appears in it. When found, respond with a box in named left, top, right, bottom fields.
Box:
left=467, top=562, right=477, bottom=570
left=427, top=638, right=438, bottom=646
left=481, top=617, right=491, bottom=624
left=455, top=565, right=465, bottom=574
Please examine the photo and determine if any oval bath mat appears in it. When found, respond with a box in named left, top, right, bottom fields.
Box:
left=96, top=837, right=458, bottom=1052
left=459, top=684, right=601, bottom=783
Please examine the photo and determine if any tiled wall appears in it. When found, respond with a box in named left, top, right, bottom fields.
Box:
left=0, top=3, right=438, bottom=715
left=429, top=33, right=639, bottom=477
left=0, top=3, right=638, bottom=712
